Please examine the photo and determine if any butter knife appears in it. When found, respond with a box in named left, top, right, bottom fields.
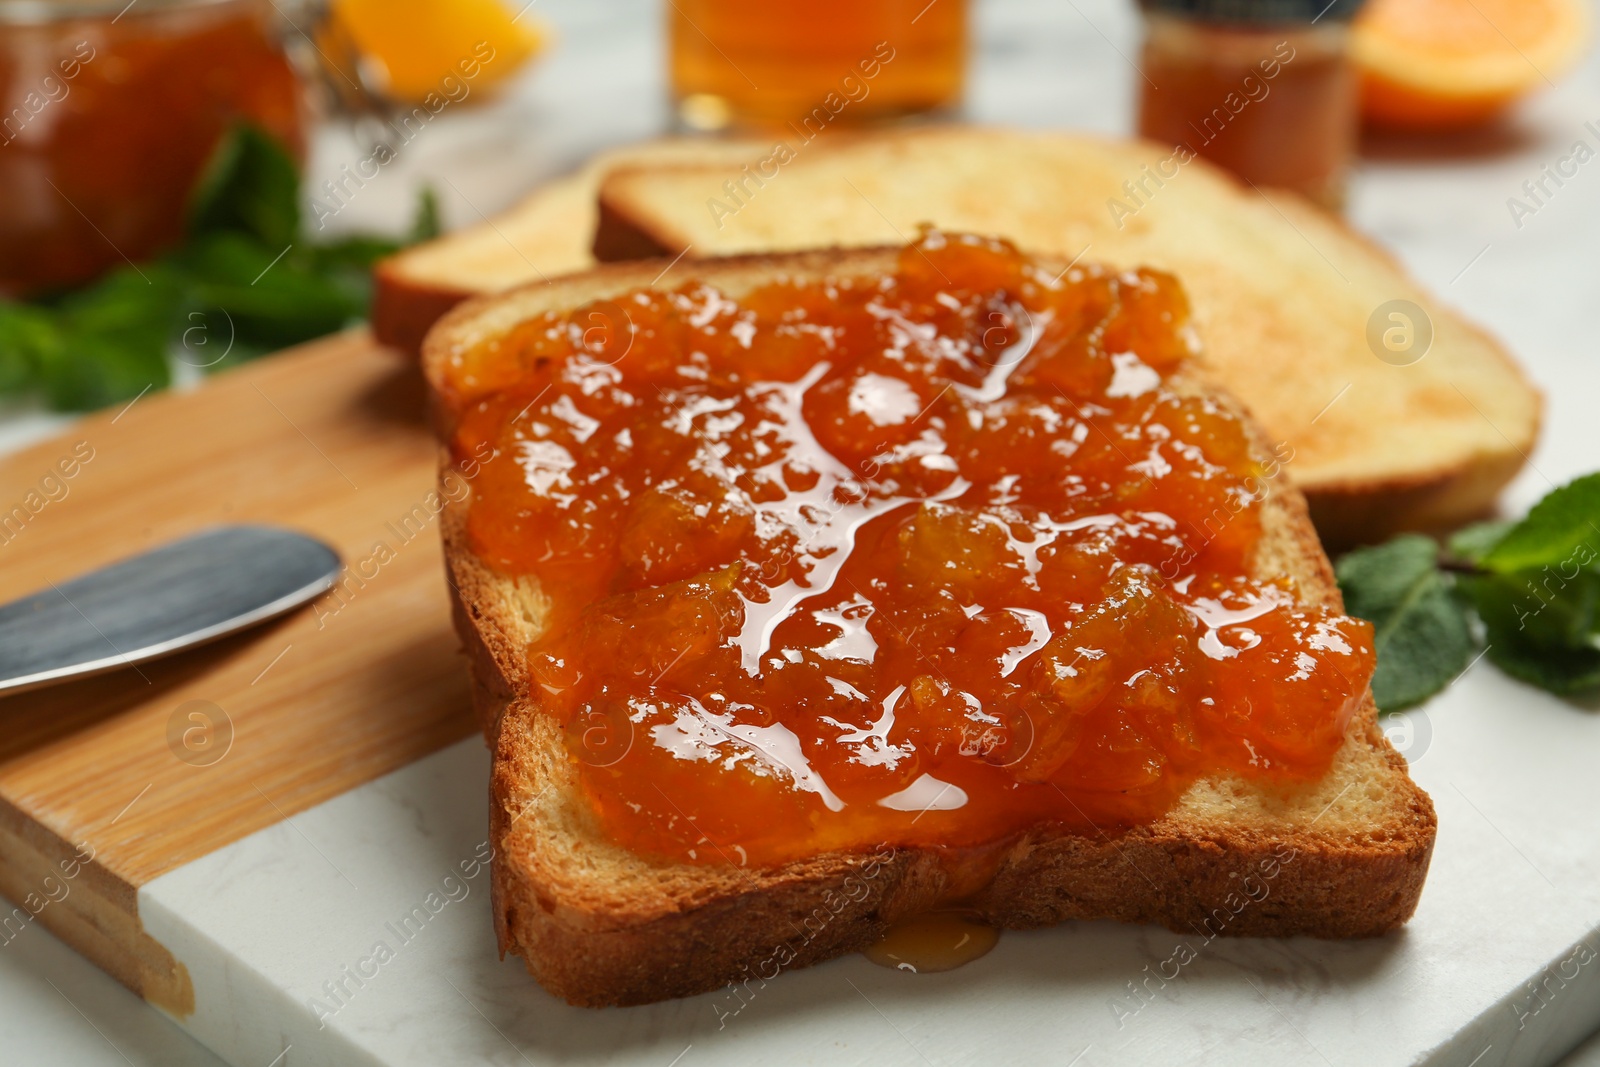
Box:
left=0, top=525, right=340, bottom=696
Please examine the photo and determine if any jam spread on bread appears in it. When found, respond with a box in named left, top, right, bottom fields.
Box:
left=442, top=233, right=1374, bottom=867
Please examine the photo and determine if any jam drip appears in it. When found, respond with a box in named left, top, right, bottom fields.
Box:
left=445, top=233, right=1374, bottom=867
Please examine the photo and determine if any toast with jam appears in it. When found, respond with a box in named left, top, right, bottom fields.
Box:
left=422, top=237, right=1436, bottom=1008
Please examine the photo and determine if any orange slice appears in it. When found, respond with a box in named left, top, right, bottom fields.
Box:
left=1354, top=0, right=1592, bottom=130
left=328, top=0, right=546, bottom=104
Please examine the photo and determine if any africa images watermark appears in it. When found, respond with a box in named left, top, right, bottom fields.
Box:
left=1, top=40, right=95, bottom=147
left=310, top=40, right=499, bottom=229
left=1506, top=120, right=1600, bottom=230
left=1157, top=440, right=1296, bottom=580
left=0, top=440, right=96, bottom=548
left=705, top=41, right=898, bottom=231
left=1505, top=534, right=1600, bottom=633
left=1108, top=841, right=1298, bottom=1029
left=167, top=699, right=235, bottom=768
left=1106, top=39, right=1297, bottom=230
left=314, top=439, right=496, bottom=629
left=0, top=841, right=95, bottom=950
left=1513, top=939, right=1597, bottom=1031
left=712, top=844, right=899, bottom=1029
left=307, top=840, right=496, bottom=1028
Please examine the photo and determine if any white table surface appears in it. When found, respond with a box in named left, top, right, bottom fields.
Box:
left=5, top=0, right=1600, bottom=1063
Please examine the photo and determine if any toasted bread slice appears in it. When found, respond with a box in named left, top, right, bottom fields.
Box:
left=371, top=138, right=764, bottom=355
left=593, top=126, right=1540, bottom=548
left=423, top=248, right=1437, bottom=1009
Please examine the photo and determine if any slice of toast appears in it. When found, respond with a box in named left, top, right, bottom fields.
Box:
left=592, top=126, right=1540, bottom=548
left=423, top=247, right=1436, bottom=1009
left=371, top=138, right=765, bottom=355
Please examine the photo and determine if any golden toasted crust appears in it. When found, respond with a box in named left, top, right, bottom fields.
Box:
left=372, top=267, right=477, bottom=357
left=372, top=138, right=768, bottom=356
left=423, top=248, right=1437, bottom=1008
left=592, top=126, right=1541, bottom=548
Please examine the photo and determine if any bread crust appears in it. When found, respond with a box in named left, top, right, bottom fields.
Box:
left=372, top=263, right=477, bottom=357
left=424, top=248, right=1438, bottom=1008
left=593, top=197, right=681, bottom=263
left=374, top=137, right=772, bottom=356
left=591, top=189, right=680, bottom=261
left=1253, top=188, right=1545, bottom=549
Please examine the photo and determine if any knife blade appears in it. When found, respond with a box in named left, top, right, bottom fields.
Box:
left=0, top=525, right=341, bottom=697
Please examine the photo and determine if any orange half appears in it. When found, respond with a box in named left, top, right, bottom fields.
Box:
left=329, top=0, right=546, bottom=104
left=1354, top=0, right=1592, bottom=129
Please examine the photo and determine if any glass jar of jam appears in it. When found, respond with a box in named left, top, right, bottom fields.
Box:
left=0, top=0, right=305, bottom=297
left=668, top=0, right=968, bottom=133
left=1135, top=0, right=1366, bottom=210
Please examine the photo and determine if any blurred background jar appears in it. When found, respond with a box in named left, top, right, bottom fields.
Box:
left=1135, top=0, right=1367, bottom=210
left=0, top=0, right=304, bottom=297
left=669, top=0, right=968, bottom=132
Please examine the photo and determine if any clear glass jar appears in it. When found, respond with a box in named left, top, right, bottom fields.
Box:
left=1135, top=1, right=1364, bottom=210
left=669, top=0, right=968, bottom=133
left=0, top=0, right=306, bottom=296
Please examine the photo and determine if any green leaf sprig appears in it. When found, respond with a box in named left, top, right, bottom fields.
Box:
left=0, top=125, right=438, bottom=412
left=1336, top=473, right=1600, bottom=711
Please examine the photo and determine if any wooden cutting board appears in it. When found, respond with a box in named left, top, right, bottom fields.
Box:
left=0, top=331, right=476, bottom=1014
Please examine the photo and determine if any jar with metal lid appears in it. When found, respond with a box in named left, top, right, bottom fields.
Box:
left=1135, top=0, right=1367, bottom=210
left=0, top=0, right=305, bottom=296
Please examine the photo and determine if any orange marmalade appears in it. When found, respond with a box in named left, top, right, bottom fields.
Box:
left=442, top=234, right=1373, bottom=868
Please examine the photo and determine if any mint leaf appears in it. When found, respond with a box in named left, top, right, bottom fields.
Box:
left=22, top=266, right=179, bottom=410
left=1451, top=474, right=1600, bottom=699
left=1482, top=473, right=1600, bottom=574
left=188, top=124, right=300, bottom=248
left=1448, top=520, right=1514, bottom=565
left=1484, top=630, right=1600, bottom=695
left=1464, top=569, right=1600, bottom=648
left=410, top=186, right=441, bottom=243
left=0, top=262, right=176, bottom=409
left=308, top=235, right=405, bottom=274
left=0, top=303, right=62, bottom=392
left=1336, top=534, right=1476, bottom=712
left=1462, top=562, right=1600, bottom=697
left=174, top=233, right=363, bottom=356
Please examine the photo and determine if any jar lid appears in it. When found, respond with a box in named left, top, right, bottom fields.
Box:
left=1138, top=0, right=1367, bottom=23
